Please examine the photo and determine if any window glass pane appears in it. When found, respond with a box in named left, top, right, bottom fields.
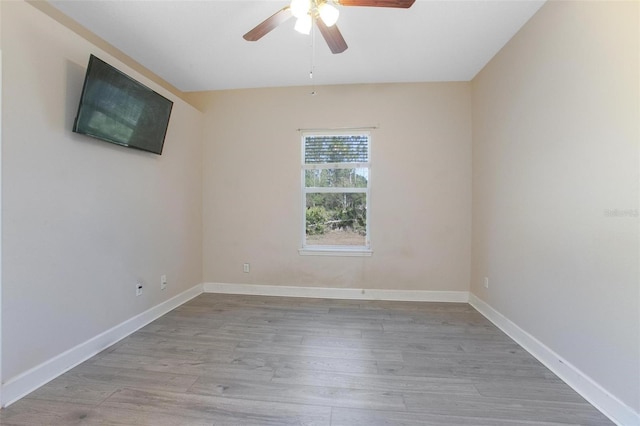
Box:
left=305, top=135, right=369, bottom=164
left=305, top=193, right=367, bottom=246
left=305, top=168, right=368, bottom=188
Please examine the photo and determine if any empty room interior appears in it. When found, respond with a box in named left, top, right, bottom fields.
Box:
left=0, top=0, right=638, bottom=425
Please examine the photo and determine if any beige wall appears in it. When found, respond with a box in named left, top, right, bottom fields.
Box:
left=471, top=0, right=639, bottom=413
left=1, top=1, right=203, bottom=380
left=193, top=83, right=471, bottom=291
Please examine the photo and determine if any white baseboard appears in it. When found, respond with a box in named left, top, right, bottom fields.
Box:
left=203, top=282, right=469, bottom=303
left=1, top=283, right=204, bottom=408
left=11, top=284, right=631, bottom=424
left=468, top=293, right=639, bottom=426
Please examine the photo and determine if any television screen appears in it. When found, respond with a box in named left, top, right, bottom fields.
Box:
left=73, top=55, right=173, bottom=155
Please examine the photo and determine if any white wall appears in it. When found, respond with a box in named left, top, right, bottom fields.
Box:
left=471, top=0, right=639, bottom=417
left=191, top=83, right=472, bottom=292
left=1, top=1, right=203, bottom=383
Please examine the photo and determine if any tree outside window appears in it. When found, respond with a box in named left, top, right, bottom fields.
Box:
left=301, top=132, right=370, bottom=251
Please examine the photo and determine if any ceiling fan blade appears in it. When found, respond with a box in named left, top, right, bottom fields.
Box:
left=337, top=0, right=415, bottom=8
left=316, top=19, right=348, bottom=54
left=243, top=7, right=292, bottom=41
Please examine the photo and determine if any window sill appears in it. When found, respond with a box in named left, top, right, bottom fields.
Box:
left=298, top=247, right=373, bottom=257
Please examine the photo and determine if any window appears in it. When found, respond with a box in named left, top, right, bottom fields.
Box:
left=300, top=131, right=372, bottom=256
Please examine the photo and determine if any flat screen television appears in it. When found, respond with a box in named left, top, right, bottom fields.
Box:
left=73, top=55, right=173, bottom=155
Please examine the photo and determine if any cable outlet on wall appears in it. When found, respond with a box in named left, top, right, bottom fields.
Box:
left=484, top=277, right=489, bottom=289
left=243, top=263, right=250, bottom=273
left=160, top=275, right=167, bottom=290
left=136, top=281, right=143, bottom=296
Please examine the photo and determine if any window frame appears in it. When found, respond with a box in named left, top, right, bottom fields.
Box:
left=299, top=130, right=373, bottom=257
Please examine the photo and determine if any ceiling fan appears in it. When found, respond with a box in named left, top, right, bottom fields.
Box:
left=243, top=0, right=416, bottom=54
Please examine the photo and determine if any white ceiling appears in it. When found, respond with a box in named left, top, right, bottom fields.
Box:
left=49, top=0, right=545, bottom=92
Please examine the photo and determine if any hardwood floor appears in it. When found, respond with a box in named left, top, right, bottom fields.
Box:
left=0, top=294, right=613, bottom=425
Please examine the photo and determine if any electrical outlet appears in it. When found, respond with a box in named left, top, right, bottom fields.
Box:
left=136, top=281, right=143, bottom=296
left=160, top=275, right=167, bottom=290
left=484, top=277, right=489, bottom=289
left=243, top=263, right=250, bottom=273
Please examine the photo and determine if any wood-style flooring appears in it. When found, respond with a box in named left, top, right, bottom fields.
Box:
left=0, top=293, right=613, bottom=425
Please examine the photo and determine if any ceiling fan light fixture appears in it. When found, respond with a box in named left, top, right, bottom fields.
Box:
left=318, top=2, right=339, bottom=27
left=294, top=14, right=312, bottom=34
left=290, top=0, right=311, bottom=19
